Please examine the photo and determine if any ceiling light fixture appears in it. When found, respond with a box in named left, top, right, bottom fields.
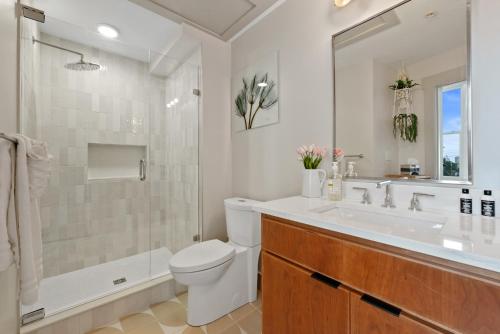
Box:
left=97, top=24, right=119, bottom=39
left=334, top=0, right=352, bottom=8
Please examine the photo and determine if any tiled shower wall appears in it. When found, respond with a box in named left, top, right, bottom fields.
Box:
left=21, top=32, right=199, bottom=278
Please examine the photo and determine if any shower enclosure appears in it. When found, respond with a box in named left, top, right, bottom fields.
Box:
left=19, top=0, right=201, bottom=321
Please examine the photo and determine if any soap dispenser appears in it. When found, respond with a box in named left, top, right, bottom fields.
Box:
left=329, top=161, right=343, bottom=201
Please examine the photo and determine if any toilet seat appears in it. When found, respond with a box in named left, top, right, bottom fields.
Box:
left=169, top=239, right=235, bottom=273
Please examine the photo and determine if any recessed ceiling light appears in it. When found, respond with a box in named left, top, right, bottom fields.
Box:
left=334, top=0, right=352, bottom=7
left=97, top=24, right=119, bottom=39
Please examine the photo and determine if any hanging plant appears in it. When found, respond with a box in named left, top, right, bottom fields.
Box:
left=393, top=113, right=418, bottom=142
left=389, top=68, right=419, bottom=143
left=389, top=77, right=419, bottom=90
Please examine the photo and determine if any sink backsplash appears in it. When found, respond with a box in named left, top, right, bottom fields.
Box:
left=342, top=181, right=497, bottom=216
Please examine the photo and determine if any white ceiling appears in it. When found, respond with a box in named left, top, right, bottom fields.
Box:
left=130, top=0, right=281, bottom=41
left=33, top=0, right=183, bottom=62
left=335, top=0, right=468, bottom=69
left=150, top=0, right=254, bottom=36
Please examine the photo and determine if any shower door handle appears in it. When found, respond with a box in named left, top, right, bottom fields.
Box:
left=139, top=159, right=146, bottom=181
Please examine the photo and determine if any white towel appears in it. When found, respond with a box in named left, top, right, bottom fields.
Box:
left=0, top=134, right=52, bottom=305
left=0, top=139, right=15, bottom=271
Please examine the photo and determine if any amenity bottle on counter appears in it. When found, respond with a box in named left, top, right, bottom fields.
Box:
left=344, top=161, right=358, bottom=178
left=460, top=189, right=472, bottom=214
left=329, top=162, right=342, bottom=201
left=481, top=190, right=495, bottom=217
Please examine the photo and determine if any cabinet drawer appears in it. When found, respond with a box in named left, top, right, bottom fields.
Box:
left=262, top=215, right=500, bottom=333
left=262, top=216, right=344, bottom=278
left=341, top=239, right=500, bottom=333
left=350, top=292, right=441, bottom=334
left=262, top=251, right=349, bottom=334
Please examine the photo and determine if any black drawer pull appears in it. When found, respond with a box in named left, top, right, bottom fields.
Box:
left=311, top=272, right=341, bottom=288
left=361, top=294, right=401, bottom=317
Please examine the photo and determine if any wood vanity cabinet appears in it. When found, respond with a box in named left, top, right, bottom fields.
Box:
left=261, top=214, right=500, bottom=334
left=262, top=251, right=349, bottom=334
left=349, top=292, right=440, bottom=334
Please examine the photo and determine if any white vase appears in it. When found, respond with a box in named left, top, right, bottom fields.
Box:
left=302, top=169, right=327, bottom=198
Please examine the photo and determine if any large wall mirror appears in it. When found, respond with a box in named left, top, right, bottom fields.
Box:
left=333, top=0, right=471, bottom=184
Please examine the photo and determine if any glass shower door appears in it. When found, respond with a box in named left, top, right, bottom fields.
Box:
left=148, top=48, right=202, bottom=278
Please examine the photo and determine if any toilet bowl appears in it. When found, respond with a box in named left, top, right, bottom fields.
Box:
left=169, top=198, right=261, bottom=326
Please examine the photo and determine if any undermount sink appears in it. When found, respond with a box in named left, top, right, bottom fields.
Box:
left=310, top=202, right=447, bottom=236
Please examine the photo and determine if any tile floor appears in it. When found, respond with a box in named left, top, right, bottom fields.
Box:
left=86, top=292, right=262, bottom=334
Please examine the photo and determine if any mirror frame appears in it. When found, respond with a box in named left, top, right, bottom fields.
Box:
left=331, top=0, right=472, bottom=187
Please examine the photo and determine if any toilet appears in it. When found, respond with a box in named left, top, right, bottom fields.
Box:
left=169, top=198, right=261, bottom=326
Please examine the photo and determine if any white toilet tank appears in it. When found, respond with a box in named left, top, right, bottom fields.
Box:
left=224, top=198, right=261, bottom=247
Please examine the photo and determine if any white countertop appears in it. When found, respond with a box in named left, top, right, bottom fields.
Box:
left=253, top=196, right=500, bottom=274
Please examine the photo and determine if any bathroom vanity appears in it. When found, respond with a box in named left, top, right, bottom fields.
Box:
left=255, top=197, right=500, bottom=334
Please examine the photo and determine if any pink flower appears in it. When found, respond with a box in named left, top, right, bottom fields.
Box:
left=313, top=146, right=327, bottom=158
left=296, top=144, right=328, bottom=169
left=333, top=148, right=344, bottom=162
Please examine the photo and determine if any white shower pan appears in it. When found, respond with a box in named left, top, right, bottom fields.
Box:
left=21, top=247, right=173, bottom=318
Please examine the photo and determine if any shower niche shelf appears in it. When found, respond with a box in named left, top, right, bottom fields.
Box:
left=87, top=143, right=146, bottom=181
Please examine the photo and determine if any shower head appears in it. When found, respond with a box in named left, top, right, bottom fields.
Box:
left=33, top=37, right=101, bottom=71
left=64, top=59, right=100, bottom=71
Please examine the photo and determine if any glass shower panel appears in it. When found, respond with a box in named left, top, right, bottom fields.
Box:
left=148, top=48, right=201, bottom=278
left=19, top=14, right=153, bottom=317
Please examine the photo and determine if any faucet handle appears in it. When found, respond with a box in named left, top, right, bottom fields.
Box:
left=413, top=192, right=436, bottom=198
left=409, top=192, right=435, bottom=211
left=353, top=187, right=371, bottom=205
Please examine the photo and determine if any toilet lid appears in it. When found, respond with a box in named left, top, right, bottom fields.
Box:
left=169, top=240, right=235, bottom=273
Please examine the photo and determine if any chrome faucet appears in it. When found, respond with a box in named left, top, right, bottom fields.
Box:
left=377, top=180, right=396, bottom=208
left=409, top=192, right=435, bottom=211
left=353, top=187, right=371, bottom=205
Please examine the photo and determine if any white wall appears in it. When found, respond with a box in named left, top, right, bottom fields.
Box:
left=0, top=0, right=17, bottom=133
left=184, top=24, right=232, bottom=241
left=372, top=60, right=398, bottom=176
left=231, top=0, right=500, bottom=200
left=231, top=0, right=406, bottom=200
left=471, top=0, right=500, bottom=188
left=0, top=0, right=19, bottom=333
left=336, top=60, right=374, bottom=177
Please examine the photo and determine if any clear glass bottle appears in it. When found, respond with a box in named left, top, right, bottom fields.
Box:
left=345, top=161, right=358, bottom=178
left=329, top=162, right=343, bottom=201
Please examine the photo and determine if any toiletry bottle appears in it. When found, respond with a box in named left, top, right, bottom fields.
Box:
left=329, top=162, right=342, bottom=201
left=460, top=189, right=472, bottom=214
left=327, top=178, right=334, bottom=200
left=481, top=190, right=495, bottom=217
left=345, top=161, right=358, bottom=178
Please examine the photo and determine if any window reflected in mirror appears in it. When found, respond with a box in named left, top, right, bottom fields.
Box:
left=438, top=81, right=468, bottom=180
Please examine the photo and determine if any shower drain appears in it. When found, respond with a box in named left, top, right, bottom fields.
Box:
left=113, top=277, right=127, bottom=285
